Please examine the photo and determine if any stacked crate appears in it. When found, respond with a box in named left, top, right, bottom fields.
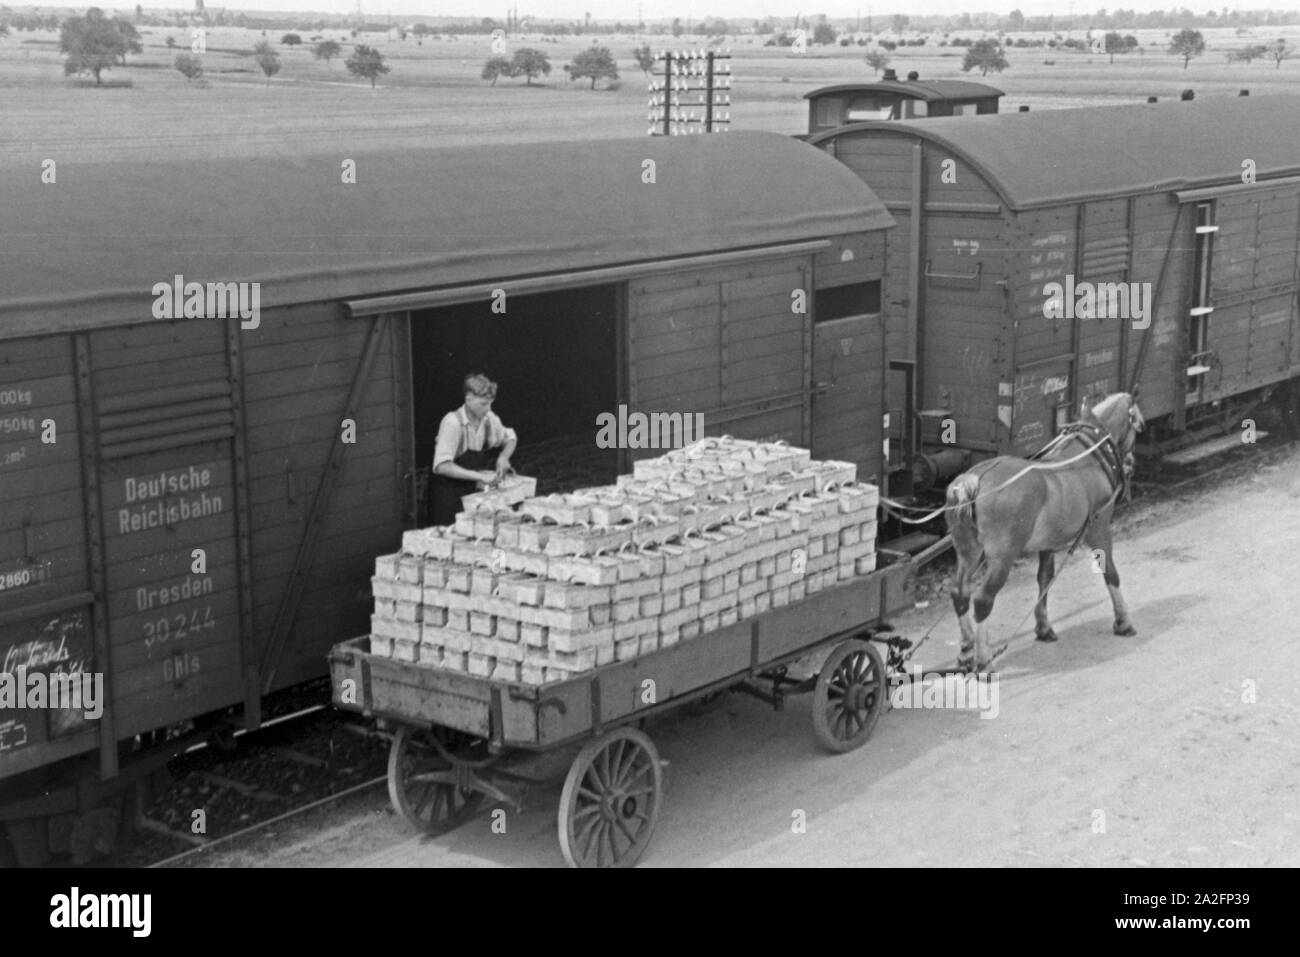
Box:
left=369, top=439, right=879, bottom=685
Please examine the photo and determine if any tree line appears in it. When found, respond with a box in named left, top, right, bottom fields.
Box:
left=50, top=8, right=393, bottom=88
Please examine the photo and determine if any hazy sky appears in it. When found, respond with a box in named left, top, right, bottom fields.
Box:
left=117, top=3, right=1276, bottom=23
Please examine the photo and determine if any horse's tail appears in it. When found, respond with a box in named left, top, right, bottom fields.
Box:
left=945, top=472, right=981, bottom=539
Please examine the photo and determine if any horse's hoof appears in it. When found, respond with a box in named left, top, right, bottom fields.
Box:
left=1114, top=622, right=1137, bottom=637
left=1035, top=629, right=1059, bottom=643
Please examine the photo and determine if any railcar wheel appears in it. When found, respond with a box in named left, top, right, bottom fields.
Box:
left=558, top=727, right=663, bottom=868
left=812, top=639, right=886, bottom=753
left=387, top=725, right=485, bottom=835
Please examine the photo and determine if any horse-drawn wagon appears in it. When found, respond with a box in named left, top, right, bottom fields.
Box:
left=329, top=555, right=912, bottom=868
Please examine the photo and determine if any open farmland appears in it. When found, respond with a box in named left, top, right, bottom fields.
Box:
left=4, top=24, right=1300, bottom=161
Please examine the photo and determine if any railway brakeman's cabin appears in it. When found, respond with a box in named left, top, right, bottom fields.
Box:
left=0, top=132, right=894, bottom=863
left=804, top=72, right=1003, bottom=136
left=811, top=95, right=1300, bottom=491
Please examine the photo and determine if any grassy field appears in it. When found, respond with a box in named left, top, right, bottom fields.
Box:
left=3, top=25, right=1300, bottom=162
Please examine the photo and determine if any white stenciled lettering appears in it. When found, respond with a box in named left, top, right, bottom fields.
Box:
left=124, top=464, right=214, bottom=504
left=118, top=492, right=223, bottom=534
left=136, top=575, right=215, bottom=612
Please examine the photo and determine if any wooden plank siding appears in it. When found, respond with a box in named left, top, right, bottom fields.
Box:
left=919, top=211, right=1012, bottom=450
left=1127, top=194, right=1190, bottom=421
left=627, top=239, right=888, bottom=476
left=0, top=345, right=88, bottom=621
left=628, top=256, right=809, bottom=451
left=1211, top=186, right=1300, bottom=398
left=239, top=307, right=404, bottom=695
left=1075, top=198, right=1131, bottom=412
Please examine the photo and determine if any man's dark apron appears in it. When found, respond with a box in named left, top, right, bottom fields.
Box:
left=428, top=445, right=502, bottom=527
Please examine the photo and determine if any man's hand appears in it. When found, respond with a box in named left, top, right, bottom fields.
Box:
left=495, top=456, right=513, bottom=482
left=476, top=470, right=498, bottom=489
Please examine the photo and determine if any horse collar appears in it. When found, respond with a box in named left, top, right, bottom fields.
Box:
left=1058, top=422, right=1126, bottom=496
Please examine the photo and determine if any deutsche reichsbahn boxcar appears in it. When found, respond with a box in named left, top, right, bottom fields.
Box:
left=810, top=95, right=1300, bottom=490
left=0, top=132, right=893, bottom=862
left=804, top=73, right=1003, bottom=136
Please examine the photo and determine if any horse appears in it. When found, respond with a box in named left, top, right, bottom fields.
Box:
left=944, top=392, right=1145, bottom=672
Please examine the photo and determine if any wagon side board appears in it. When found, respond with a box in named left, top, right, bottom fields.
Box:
left=330, top=559, right=913, bottom=750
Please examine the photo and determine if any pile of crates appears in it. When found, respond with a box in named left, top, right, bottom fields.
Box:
left=370, top=438, right=879, bottom=685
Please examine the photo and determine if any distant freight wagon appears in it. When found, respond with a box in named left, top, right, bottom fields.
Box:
left=0, top=132, right=895, bottom=863
left=810, top=95, right=1300, bottom=490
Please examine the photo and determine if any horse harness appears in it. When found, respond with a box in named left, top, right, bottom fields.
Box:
left=1031, top=421, right=1130, bottom=503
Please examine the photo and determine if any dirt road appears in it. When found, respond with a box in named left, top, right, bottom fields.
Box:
left=181, top=447, right=1300, bottom=868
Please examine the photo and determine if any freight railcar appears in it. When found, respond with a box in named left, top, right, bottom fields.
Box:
left=810, top=95, right=1300, bottom=491
left=804, top=72, right=1003, bottom=137
left=0, top=132, right=894, bottom=863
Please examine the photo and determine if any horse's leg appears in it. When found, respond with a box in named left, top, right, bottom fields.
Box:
left=949, top=544, right=980, bottom=670
left=970, top=554, right=1014, bottom=671
left=1034, top=550, right=1058, bottom=642
left=1085, top=520, right=1136, bottom=636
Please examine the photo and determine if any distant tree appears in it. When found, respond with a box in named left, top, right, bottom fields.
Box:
left=632, top=43, right=654, bottom=77
left=314, top=39, right=342, bottom=63
left=864, top=49, right=891, bottom=75
left=1007, top=8, right=1026, bottom=31
left=891, top=14, right=909, bottom=34
left=60, top=8, right=133, bottom=86
left=412, top=24, right=430, bottom=37
left=115, top=19, right=142, bottom=65
left=812, top=21, right=837, bottom=45
left=252, top=39, right=280, bottom=85
left=1268, top=38, right=1293, bottom=68
left=134, top=3, right=143, bottom=21
left=509, top=47, right=551, bottom=85
left=281, top=33, right=302, bottom=46
left=345, top=44, right=390, bottom=87
left=481, top=55, right=514, bottom=84
left=565, top=45, right=618, bottom=89
left=1228, top=43, right=1268, bottom=63
left=174, top=52, right=203, bottom=81
left=1, top=22, right=10, bottom=37
left=1103, top=31, right=1138, bottom=62
left=671, top=17, right=683, bottom=37
left=1169, top=28, right=1205, bottom=69
left=962, top=38, right=1009, bottom=75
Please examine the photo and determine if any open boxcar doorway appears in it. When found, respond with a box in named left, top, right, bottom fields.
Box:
left=410, top=284, right=621, bottom=523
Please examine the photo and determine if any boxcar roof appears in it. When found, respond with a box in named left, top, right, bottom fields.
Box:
left=804, top=80, right=1004, bottom=102
left=0, top=131, right=892, bottom=341
left=809, top=94, right=1300, bottom=210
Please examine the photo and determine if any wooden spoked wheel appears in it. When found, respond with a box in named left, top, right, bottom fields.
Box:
left=387, top=725, right=485, bottom=835
left=812, top=639, right=886, bottom=753
left=558, top=727, right=663, bottom=868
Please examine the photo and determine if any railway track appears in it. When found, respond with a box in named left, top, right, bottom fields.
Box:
left=83, top=433, right=1295, bottom=868
left=88, top=688, right=392, bottom=868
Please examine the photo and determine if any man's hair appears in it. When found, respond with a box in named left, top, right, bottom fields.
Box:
left=463, top=373, right=497, bottom=399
